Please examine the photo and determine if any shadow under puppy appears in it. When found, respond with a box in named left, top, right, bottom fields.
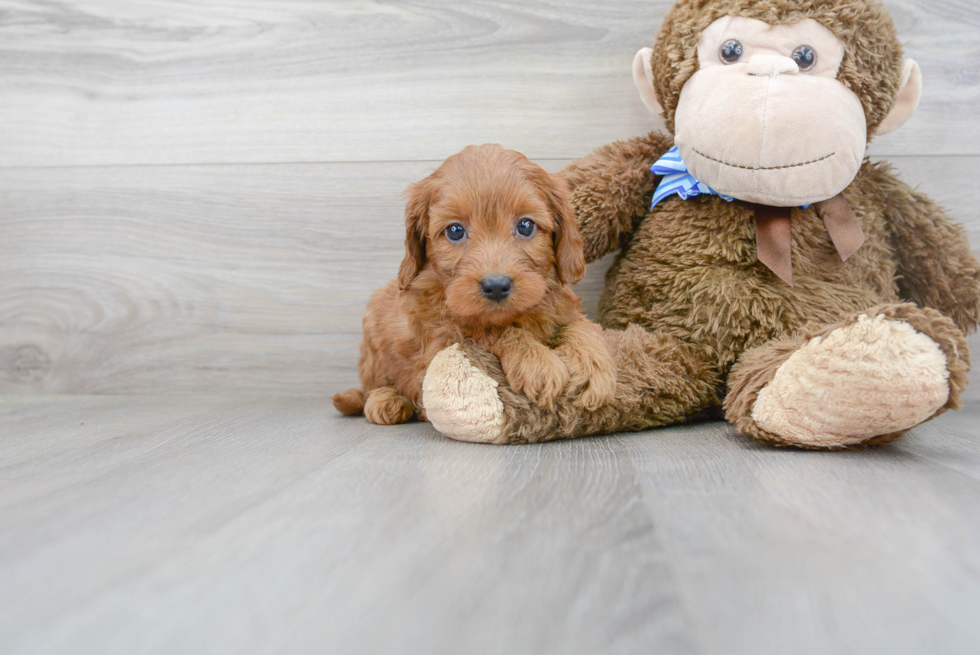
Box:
left=333, top=144, right=617, bottom=425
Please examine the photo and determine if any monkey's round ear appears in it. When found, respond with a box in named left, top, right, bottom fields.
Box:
left=633, top=47, right=662, bottom=116
left=875, top=59, right=922, bottom=136
left=397, top=177, right=437, bottom=290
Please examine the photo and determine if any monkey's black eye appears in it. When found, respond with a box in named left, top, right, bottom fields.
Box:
left=792, top=45, right=816, bottom=71
left=720, top=39, right=743, bottom=64
left=445, top=223, right=467, bottom=242
left=515, top=217, right=537, bottom=238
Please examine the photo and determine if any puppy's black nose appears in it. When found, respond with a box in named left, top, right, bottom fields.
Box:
left=480, top=275, right=513, bottom=302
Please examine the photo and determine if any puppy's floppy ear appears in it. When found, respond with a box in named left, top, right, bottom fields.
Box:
left=398, top=176, right=438, bottom=290
left=553, top=187, right=586, bottom=284
left=525, top=165, right=586, bottom=285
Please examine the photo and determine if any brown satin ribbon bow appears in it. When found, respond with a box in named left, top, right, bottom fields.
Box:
left=748, top=193, right=865, bottom=287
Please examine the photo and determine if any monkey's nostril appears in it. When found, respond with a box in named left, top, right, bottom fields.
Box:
left=480, top=275, right=513, bottom=302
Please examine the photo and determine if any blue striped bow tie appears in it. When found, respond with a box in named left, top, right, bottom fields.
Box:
left=648, top=146, right=861, bottom=287
left=650, top=146, right=734, bottom=209
left=650, top=146, right=811, bottom=210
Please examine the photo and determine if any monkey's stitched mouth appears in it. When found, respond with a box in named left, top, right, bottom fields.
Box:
left=692, top=148, right=836, bottom=171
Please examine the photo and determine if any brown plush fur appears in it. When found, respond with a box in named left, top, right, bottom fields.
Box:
left=544, top=136, right=976, bottom=446
left=333, top=144, right=617, bottom=424
left=442, top=0, right=980, bottom=447
left=471, top=135, right=979, bottom=444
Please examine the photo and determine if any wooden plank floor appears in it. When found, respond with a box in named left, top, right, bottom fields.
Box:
left=2, top=396, right=979, bottom=655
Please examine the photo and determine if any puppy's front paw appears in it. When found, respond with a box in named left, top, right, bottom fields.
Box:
left=565, top=350, right=617, bottom=411
left=575, top=368, right=617, bottom=411
left=501, top=346, right=568, bottom=409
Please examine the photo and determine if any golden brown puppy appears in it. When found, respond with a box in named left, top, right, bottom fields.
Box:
left=333, top=144, right=617, bottom=425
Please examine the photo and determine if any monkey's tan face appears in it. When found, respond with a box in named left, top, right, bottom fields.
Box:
left=674, top=17, right=867, bottom=207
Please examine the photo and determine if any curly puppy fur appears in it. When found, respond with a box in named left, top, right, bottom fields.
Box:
left=333, top=144, right=618, bottom=424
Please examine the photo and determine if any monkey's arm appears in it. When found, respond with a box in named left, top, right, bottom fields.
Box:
left=875, top=164, right=980, bottom=334
left=559, top=131, right=674, bottom=263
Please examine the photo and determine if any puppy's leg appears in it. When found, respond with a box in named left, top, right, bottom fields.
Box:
left=491, top=327, right=568, bottom=410
left=364, top=387, right=416, bottom=425
left=555, top=317, right=617, bottom=411
left=334, top=292, right=385, bottom=418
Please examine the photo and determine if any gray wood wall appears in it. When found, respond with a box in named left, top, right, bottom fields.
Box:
left=1, top=0, right=978, bottom=399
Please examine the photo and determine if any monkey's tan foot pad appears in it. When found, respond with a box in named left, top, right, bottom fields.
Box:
left=422, top=344, right=509, bottom=444
left=752, top=315, right=950, bottom=449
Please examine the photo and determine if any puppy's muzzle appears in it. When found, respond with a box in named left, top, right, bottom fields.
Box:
left=480, top=275, right=513, bottom=302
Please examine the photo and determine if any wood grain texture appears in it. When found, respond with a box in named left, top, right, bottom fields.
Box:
left=0, top=0, right=976, bottom=167
left=2, top=156, right=978, bottom=398
left=1, top=395, right=978, bottom=654
left=0, top=160, right=432, bottom=394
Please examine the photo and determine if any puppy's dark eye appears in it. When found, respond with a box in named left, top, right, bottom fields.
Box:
left=792, top=45, right=816, bottom=71
left=445, top=223, right=467, bottom=242
left=515, top=217, right=537, bottom=238
left=720, top=39, right=743, bottom=64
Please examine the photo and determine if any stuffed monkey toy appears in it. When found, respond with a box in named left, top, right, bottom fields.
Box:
left=420, top=0, right=980, bottom=448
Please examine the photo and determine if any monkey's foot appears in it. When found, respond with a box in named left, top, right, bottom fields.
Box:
left=422, top=344, right=509, bottom=444
left=751, top=314, right=951, bottom=448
